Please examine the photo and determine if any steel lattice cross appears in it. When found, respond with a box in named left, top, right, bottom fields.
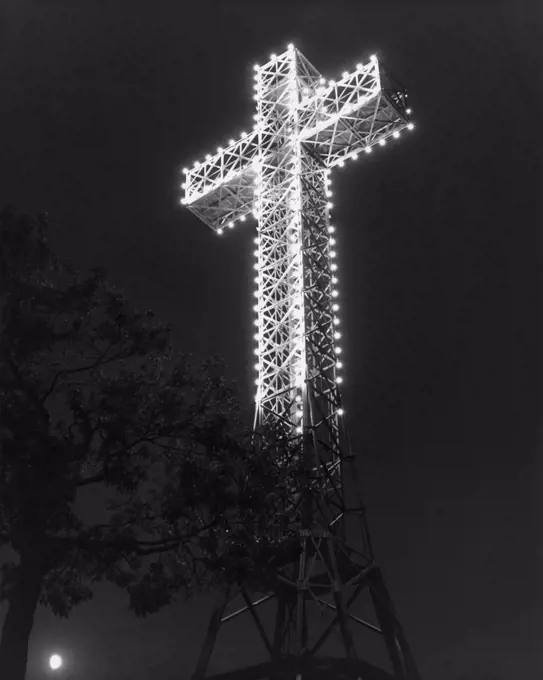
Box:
left=182, top=44, right=413, bottom=423
left=182, top=42, right=413, bottom=477
left=182, top=44, right=420, bottom=680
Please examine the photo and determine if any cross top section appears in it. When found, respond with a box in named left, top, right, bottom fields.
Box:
left=181, top=43, right=413, bottom=233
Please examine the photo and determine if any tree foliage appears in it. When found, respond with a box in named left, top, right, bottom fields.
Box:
left=0, top=209, right=304, bottom=677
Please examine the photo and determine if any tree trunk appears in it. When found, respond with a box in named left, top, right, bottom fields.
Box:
left=0, top=554, right=43, bottom=680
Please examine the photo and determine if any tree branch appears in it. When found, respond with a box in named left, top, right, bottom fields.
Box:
left=42, top=348, right=123, bottom=402
left=75, top=429, right=155, bottom=487
left=46, top=516, right=221, bottom=558
left=5, top=352, right=50, bottom=426
left=77, top=472, right=106, bottom=487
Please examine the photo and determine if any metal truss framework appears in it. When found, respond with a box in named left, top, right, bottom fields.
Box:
left=182, top=45, right=421, bottom=680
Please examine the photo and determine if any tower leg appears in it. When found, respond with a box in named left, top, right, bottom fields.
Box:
left=273, top=595, right=286, bottom=658
left=295, top=536, right=308, bottom=657
left=369, top=568, right=422, bottom=680
left=271, top=596, right=287, bottom=680
left=328, top=539, right=358, bottom=661
left=192, top=589, right=232, bottom=680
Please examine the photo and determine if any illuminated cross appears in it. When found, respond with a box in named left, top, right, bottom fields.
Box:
left=182, top=44, right=413, bottom=443
left=182, top=44, right=421, bottom=680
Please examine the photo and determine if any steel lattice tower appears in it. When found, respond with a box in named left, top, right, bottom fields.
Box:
left=181, top=44, right=420, bottom=680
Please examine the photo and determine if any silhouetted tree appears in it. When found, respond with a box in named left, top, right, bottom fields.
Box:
left=0, top=209, right=303, bottom=680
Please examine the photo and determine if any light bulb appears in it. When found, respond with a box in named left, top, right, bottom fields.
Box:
left=332, top=290, right=339, bottom=297
left=182, top=167, right=188, bottom=174
left=328, top=226, right=335, bottom=233
left=407, top=122, right=415, bottom=130
left=337, top=376, right=344, bottom=384
left=334, top=331, right=341, bottom=339
left=327, top=202, right=333, bottom=209
left=241, top=131, right=247, bottom=138
left=335, top=347, right=342, bottom=354
left=342, top=71, right=349, bottom=79
left=240, top=215, right=246, bottom=222
left=406, top=108, right=412, bottom=114
left=270, top=53, right=277, bottom=60
left=228, top=221, right=234, bottom=228
left=379, top=139, right=386, bottom=146
left=338, top=408, right=344, bottom=416
left=330, top=250, right=336, bottom=258
left=393, top=131, right=400, bottom=139
left=333, top=317, right=340, bottom=325
left=331, top=263, right=338, bottom=271
left=332, top=303, right=339, bottom=311
left=217, top=228, right=224, bottom=235
left=365, top=147, right=372, bottom=153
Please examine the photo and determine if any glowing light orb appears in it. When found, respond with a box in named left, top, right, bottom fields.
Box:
left=49, top=654, right=63, bottom=670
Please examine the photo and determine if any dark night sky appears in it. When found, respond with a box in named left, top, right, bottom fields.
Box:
left=1, top=1, right=542, bottom=678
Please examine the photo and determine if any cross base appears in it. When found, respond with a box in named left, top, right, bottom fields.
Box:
left=193, top=656, right=394, bottom=680
left=191, top=563, right=421, bottom=680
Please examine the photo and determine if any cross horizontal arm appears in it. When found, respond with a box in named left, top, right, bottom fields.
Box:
left=297, top=57, right=412, bottom=169
left=182, top=130, right=259, bottom=231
